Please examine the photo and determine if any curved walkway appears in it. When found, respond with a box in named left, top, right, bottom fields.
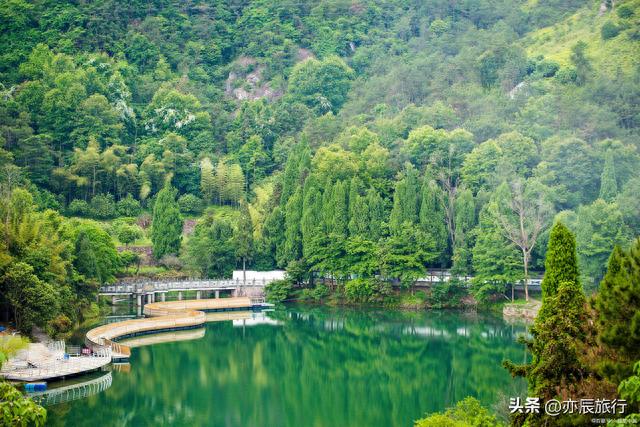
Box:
left=85, top=297, right=265, bottom=358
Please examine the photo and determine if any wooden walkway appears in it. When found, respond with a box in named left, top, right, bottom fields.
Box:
left=85, top=297, right=270, bottom=359
left=0, top=350, right=111, bottom=382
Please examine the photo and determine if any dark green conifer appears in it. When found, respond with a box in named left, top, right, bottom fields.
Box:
left=540, top=221, right=580, bottom=302
left=330, top=180, right=348, bottom=237
left=596, top=241, right=640, bottom=366
left=151, top=184, right=183, bottom=259
left=283, top=187, right=303, bottom=262
left=419, top=177, right=448, bottom=263
left=366, top=188, right=385, bottom=241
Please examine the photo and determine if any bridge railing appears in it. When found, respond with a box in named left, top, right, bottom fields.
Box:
left=99, top=278, right=276, bottom=294
left=103, top=338, right=131, bottom=358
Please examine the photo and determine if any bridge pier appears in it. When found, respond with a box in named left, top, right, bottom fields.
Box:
left=178, top=291, right=183, bottom=301
left=161, top=292, right=166, bottom=302
left=112, top=295, right=117, bottom=305
left=136, top=294, right=142, bottom=307
left=215, top=290, right=219, bottom=299
left=196, top=291, right=201, bottom=300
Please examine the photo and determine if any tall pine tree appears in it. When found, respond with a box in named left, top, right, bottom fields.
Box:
left=599, top=149, right=617, bottom=202
left=504, top=223, right=588, bottom=426
left=595, top=240, right=640, bottom=373
left=283, top=187, right=303, bottom=262
left=451, top=187, right=475, bottom=275
left=540, top=221, right=580, bottom=303
left=389, top=165, right=419, bottom=235
left=151, top=184, right=183, bottom=259
left=301, top=179, right=323, bottom=259
left=419, top=176, right=448, bottom=265
left=366, top=188, right=385, bottom=241
left=329, top=180, right=348, bottom=238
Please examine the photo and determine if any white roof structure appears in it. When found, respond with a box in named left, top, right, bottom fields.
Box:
left=232, top=270, right=286, bottom=282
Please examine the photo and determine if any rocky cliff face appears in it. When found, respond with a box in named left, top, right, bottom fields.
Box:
left=225, top=57, right=283, bottom=101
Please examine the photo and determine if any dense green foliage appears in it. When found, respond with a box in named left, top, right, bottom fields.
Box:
left=0, top=0, right=636, bottom=336
left=539, top=222, right=580, bottom=301
left=183, top=214, right=235, bottom=278
left=504, top=224, right=588, bottom=424
left=0, top=188, right=115, bottom=334
left=0, top=0, right=636, bottom=298
left=504, top=227, right=640, bottom=425
left=596, top=240, right=640, bottom=378
left=0, top=381, right=46, bottom=426
left=150, top=184, right=183, bottom=259
left=0, top=335, right=46, bottom=426
left=415, top=397, right=504, bottom=427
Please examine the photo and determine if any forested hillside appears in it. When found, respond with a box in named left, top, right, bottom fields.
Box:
left=1, top=0, right=639, bottom=324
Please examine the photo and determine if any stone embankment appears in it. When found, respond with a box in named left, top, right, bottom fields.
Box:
left=502, top=299, right=541, bottom=321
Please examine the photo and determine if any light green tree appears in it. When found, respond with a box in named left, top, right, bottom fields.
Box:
left=200, top=157, right=215, bottom=204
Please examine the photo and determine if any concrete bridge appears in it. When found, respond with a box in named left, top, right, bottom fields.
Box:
left=99, top=278, right=275, bottom=307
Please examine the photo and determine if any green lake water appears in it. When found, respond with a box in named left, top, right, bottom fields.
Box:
left=46, top=306, right=527, bottom=427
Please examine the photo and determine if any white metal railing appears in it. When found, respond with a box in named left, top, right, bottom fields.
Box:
left=28, top=371, right=113, bottom=407
left=99, top=278, right=276, bottom=294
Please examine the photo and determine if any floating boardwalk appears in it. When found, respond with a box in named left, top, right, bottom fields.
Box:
left=1, top=297, right=271, bottom=383
left=85, top=297, right=271, bottom=359
left=0, top=342, right=111, bottom=382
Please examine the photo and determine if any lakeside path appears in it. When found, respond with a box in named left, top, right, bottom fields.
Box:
left=85, top=297, right=269, bottom=358
left=1, top=297, right=269, bottom=382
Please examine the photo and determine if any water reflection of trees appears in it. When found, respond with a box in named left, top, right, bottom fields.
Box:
left=48, top=307, right=526, bottom=427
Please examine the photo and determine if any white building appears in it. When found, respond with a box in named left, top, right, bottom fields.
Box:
left=232, top=270, right=286, bottom=282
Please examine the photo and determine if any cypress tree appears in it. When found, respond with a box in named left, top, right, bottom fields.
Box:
left=283, top=187, right=303, bottom=262
left=280, top=140, right=311, bottom=207
left=348, top=194, right=369, bottom=237
left=280, top=147, right=301, bottom=206
left=540, top=221, right=580, bottom=303
left=348, top=176, right=362, bottom=219
left=366, top=188, right=385, bottom=241
left=301, top=182, right=323, bottom=258
left=330, top=180, right=348, bottom=237
left=389, top=165, right=419, bottom=235
left=321, top=180, right=334, bottom=234
left=347, top=176, right=367, bottom=236
left=599, top=149, right=617, bottom=202
left=451, top=187, right=475, bottom=274
left=596, top=241, right=640, bottom=365
left=419, top=177, right=448, bottom=263
left=528, top=280, right=587, bottom=401
left=504, top=224, right=587, bottom=425
left=262, top=206, right=285, bottom=268
left=151, top=184, right=183, bottom=259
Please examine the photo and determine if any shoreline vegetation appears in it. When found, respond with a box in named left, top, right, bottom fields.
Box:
left=0, top=0, right=639, bottom=425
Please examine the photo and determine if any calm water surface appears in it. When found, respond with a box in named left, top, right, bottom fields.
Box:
left=47, top=306, right=527, bottom=427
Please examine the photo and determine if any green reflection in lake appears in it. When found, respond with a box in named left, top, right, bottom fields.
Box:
left=47, top=306, right=527, bottom=427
